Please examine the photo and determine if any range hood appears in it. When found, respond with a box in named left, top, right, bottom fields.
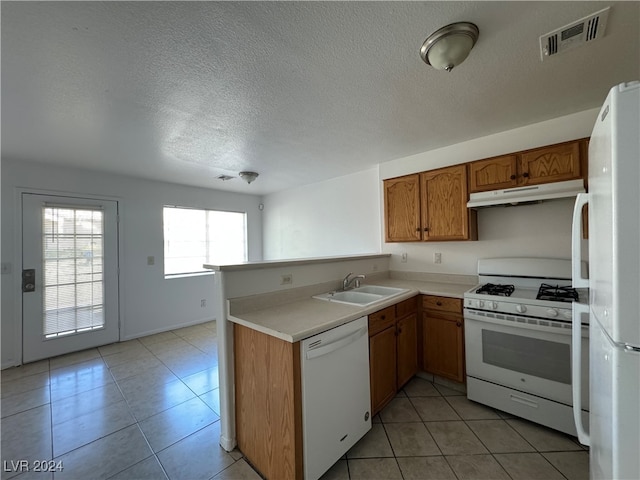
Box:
left=467, top=179, right=585, bottom=208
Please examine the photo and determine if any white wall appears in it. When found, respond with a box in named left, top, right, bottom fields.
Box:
left=224, top=256, right=390, bottom=299
left=262, top=108, right=599, bottom=274
left=1, top=159, right=263, bottom=367
left=386, top=198, right=576, bottom=275
left=379, top=109, right=600, bottom=179
left=381, top=108, right=599, bottom=274
left=262, top=167, right=381, bottom=259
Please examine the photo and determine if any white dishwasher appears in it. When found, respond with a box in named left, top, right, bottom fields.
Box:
left=300, top=316, right=371, bottom=480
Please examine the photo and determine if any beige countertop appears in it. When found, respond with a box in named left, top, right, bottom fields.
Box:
left=228, top=278, right=475, bottom=343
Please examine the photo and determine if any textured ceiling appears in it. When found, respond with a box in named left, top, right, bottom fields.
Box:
left=2, top=2, right=639, bottom=195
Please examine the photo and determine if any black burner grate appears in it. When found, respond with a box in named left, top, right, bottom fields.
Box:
left=536, top=283, right=579, bottom=303
left=475, top=283, right=515, bottom=297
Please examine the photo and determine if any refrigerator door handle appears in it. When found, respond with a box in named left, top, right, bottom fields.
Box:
left=571, top=301, right=590, bottom=446
left=571, top=193, right=590, bottom=288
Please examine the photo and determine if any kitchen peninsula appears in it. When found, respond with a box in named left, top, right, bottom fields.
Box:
left=206, top=254, right=475, bottom=479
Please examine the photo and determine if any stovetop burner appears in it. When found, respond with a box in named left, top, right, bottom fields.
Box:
left=536, top=283, right=579, bottom=303
left=475, top=283, right=515, bottom=297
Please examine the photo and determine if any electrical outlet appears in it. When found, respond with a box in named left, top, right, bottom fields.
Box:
left=147, top=256, right=155, bottom=266
left=434, top=252, right=442, bottom=264
left=281, top=274, right=293, bottom=285
left=201, top=299, right=206, bottom=308
left=401, top=253, right=408, bottom=263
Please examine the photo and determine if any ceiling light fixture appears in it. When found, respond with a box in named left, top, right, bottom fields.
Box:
left=239, top=171, right=259, bottom=184
left=420, top=22, right=479, bottom=72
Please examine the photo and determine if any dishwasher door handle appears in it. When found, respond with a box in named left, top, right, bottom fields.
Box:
left=306, top=326, right=368, bottom=360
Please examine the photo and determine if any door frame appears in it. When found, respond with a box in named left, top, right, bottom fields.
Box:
left=13, top=187, right=124, bottom=366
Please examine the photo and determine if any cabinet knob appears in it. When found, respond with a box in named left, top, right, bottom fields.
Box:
left=456, top=321, right=462, bottom=327
left=381, top=315, right=386, bottom=320
left=436, top=301, right=442, bottom=306
left=423, top=227, right=429, bottom=232
left=510, top=174, right=516, bottom=180
left=398, top=327, right=402, bottom=334
left=416, top=227, right=421, bottom=232
left=522, top=172, right=530, bottom=178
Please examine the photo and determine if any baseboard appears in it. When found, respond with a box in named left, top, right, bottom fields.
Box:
left=1, top=318, right=217, bottom=369
left=121, top=317, right=216, bottom=341
left=219, top=435, right=237, bottom=452
left=1, top=359, right=20, bottom=370
left=415, top=370, right=467, bottom=394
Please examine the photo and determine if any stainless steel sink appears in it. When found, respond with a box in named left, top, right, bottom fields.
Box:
left=313, top=285, right=409, bottom=306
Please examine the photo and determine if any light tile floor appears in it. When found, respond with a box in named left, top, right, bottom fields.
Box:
left=1, top=321, right=589, bottom=480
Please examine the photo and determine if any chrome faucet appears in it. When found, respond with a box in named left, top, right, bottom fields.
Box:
left=342, top=272, right=366, bottom=290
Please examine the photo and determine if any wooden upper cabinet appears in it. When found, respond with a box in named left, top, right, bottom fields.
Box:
left=384, top=174, right=421, bottom=242
left=383, top=139, right=586, bottom=242
left=420, top=165, right=476, bottom=241
left=520, top=141, right=582, bottom=185
left=468, top=155, right=518, bottom=192
left=468, top=139, right=585, bottom=193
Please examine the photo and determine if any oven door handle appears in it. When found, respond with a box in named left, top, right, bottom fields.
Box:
left=571, top=301, right=590, bottom=446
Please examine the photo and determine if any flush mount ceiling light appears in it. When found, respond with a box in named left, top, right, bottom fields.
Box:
left=420, top=22, right=479, bottom=72
left=239, top=171, right=259, bottom=184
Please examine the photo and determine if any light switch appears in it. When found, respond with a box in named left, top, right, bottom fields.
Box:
left=147, top=256, right=155, bottom=266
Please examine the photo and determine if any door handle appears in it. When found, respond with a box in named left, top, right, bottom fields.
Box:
left=22, top=269, right=36, bottom=293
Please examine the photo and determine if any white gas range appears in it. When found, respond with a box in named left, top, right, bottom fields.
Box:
left=464, top=258, right=589, bottom=438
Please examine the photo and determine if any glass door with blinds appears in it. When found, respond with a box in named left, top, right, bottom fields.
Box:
left=22, top=194, right=120, bottom=363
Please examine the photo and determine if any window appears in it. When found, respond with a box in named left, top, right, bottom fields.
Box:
left=43, top=205, right=105, bottom=337
left=163, top=206, right=247, bottom=277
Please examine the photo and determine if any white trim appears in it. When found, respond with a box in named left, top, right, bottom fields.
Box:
left=215, top=271, right=237, bottom=452
left=12, top=188, right=24, bottom=367
left=14, top=187, right=123, bottom=365
left=120, top=317, right=216, bottom=341
left=164, top=271, right=215, bottom=280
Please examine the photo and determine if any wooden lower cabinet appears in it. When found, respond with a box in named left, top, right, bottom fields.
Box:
left=369, top=297, right=418, bottom=415
left=396, top=313, right=418, bottom=387
left=369, top=324, right=397, bottom=415
left=234, top=324, right=303, bottom=480
left=233, top=296, right=423, bottom=477
left=422, top=295, right=465, bottom=383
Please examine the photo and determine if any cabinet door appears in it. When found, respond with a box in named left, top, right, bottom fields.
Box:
left=519, top=141, right=582, bottom=186
left=423, top=314, right=464, bottom=383
left=468, top=155, right=518, bottom=193
left=383, top=174, right=421, bottom=242
left=422, top=295, right=463, bottom=314
left=420, top=165, right=473, bottom=241
left=370, top=325, right=397, bottom=415
left=396, top=313, right=417, bottom=389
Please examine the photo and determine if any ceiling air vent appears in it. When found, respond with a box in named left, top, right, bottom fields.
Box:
left=539, top=7, right=610, bottom=61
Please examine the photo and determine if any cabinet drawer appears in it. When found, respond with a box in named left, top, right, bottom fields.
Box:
left=395, top=296, right=417, bottom=318
left=368, top=306, right=396, bottom=337
left=422, top=295, right=462, bottom=314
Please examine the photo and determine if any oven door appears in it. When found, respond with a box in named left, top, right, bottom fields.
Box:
left=464, top=309, right=589, bottom=409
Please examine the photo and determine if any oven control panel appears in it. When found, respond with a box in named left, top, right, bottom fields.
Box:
left=465, top=297, right=573, bottom=321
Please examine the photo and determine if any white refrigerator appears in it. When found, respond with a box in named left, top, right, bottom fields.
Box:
left=571, top=81, right=640, bottom=480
